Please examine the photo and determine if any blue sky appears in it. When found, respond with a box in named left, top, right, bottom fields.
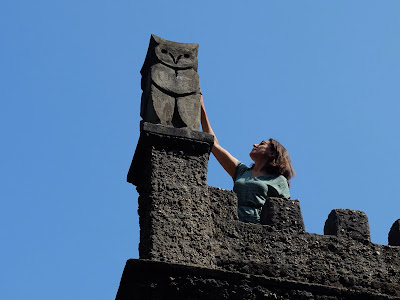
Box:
left=1, top=1, right=399, bottom=299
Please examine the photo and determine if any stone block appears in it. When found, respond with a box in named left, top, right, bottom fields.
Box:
left=388, top=219, right=400, bottom=246
left=127, top=122, right=213, bottom=186
left=140, top=34, right=201, bottom=130
left=127, top=122, right=216, bottom=267
left=259, top=197, right=305, bottom=232
left=324, top=209, right=370, bottom=242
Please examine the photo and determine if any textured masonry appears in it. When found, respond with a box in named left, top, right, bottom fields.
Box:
left=124, top=121, right=400, bottom=298
left=324, top=209, right=371, bottom=242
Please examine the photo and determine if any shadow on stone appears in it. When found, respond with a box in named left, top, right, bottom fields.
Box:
left=389, top=219, right=400, bottom=246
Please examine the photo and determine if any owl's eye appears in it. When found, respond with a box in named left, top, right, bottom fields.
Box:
left=184, top=54, right=190, bottom=58
left=161, top=49, right=167, bottom=54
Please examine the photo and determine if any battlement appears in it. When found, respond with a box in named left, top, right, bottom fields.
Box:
left=116, top=35, right=400, bottom=300
left=208, top=186, right=400, bottom=295
left=120, top=123, right=400, bottom=298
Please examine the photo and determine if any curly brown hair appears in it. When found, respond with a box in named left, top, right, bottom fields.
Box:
left=263, top=138, right=295, bottom=186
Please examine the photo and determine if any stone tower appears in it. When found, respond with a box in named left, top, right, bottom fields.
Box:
left=116, top=35, right=400, bottom=300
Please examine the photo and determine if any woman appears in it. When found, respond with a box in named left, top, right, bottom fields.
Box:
left=200, top=93, right=295, bottom=224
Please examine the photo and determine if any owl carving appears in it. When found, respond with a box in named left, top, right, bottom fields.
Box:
left=140, top=34, right=201, bottom=130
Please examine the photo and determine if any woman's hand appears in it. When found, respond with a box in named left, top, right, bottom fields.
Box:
left=200, top=90, right=217, bottom=143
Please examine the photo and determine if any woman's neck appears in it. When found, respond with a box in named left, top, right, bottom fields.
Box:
left=251, top=161, right=268, bottom=177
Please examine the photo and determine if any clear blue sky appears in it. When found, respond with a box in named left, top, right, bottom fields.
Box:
left=1, top=1, right=399, bottom=299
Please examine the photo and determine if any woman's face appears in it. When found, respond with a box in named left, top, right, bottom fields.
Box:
left=250, top=140, right=274, bottom=161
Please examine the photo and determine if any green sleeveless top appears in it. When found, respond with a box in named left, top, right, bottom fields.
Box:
left=233, top=161, right=290, bottom=224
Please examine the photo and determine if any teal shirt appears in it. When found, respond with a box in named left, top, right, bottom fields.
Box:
left=233, top=161, right=290, bottom=224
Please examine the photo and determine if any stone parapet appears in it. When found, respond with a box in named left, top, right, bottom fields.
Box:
left=260, top=197, right=305, bottom=232
left=207, top=187, right=400, bottom=297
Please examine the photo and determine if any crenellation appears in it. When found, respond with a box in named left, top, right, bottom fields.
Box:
left=260, top=197, right=305, bottom=232
left=127, top=132, right=400, bottom=296
left=206, top=187, right=400, bottom=295
left=324, top=209, right=371, bottom=243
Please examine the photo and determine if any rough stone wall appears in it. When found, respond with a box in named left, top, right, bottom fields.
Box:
left=324, top=209, right=371, bottom=242
left=128, top=122, right=216, bottom=267
left=208, top=187, right=400, bottom=297
left=116, top=259, right=400, bottom=300
left=126, top=123, right=400, bottom=297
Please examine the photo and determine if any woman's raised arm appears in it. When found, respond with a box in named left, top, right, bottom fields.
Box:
left=200, top=93, right=238, bottom=178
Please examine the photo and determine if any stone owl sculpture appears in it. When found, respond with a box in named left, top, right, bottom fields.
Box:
left=140, top=34, right=201, bottom=130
